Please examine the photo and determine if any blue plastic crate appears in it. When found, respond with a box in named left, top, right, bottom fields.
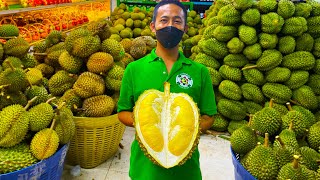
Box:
left=0, top=144, right=69, bottom=180
left=230, top=146, right=256, bottom=180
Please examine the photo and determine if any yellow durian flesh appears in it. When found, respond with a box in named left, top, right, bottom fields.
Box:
left=134, top=82, right=199, bottom=168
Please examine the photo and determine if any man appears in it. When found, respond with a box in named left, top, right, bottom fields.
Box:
left=117, top=0, right=217, bottom=179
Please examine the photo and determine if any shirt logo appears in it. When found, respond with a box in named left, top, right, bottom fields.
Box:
left=176, top=73, right=193, bottom=89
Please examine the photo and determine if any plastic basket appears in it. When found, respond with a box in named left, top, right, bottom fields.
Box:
left=230, top=146, right=256, bottom=180
left=0, top=143, right=69, bottom=180
left=66, top=114, right=126, bottom=169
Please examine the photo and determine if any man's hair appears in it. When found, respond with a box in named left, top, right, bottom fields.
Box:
left=152, top=0, right=188, bottom=24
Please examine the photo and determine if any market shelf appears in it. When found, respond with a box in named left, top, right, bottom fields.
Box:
left=192, top=1, right=213, bottom=6
left=118, top=0, right=194, bottom=10
left=0, top=0, right=106, bottom=16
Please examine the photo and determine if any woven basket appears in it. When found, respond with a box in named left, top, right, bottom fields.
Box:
left=66, top=114, right=126, bottom=169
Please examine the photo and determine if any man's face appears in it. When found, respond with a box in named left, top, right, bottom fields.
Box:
left=151, top=4, right=186, bottom=33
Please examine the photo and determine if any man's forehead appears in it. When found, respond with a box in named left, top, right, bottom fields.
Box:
left=157, top=4, right=184, bottom=16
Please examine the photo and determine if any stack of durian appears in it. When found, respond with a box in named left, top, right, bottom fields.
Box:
left=109, top=3, right=204, bottom=56
left=187, top=0, right=320, bottom=179
left=0, top=25, right=76, bottom=174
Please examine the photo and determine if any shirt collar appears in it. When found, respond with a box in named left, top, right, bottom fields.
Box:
left=147, top=48, right=192, bottom=65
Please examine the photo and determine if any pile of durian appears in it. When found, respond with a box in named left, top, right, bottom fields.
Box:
left=187, top=0, right=320, bottom=179
left=0, top=13, right=159, bottom=173
left=110, top=4, right=204, bottom=55
left=0, top=27, right=76, bottom=174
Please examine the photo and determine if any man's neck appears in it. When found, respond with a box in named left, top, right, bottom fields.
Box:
left=155, top=43, right=180, bottom=63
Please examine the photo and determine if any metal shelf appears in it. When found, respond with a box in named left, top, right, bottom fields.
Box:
left=0, top=0, right=106, bottom=16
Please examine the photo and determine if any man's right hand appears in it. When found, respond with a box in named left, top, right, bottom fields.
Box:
left=118, top=111, right=135, bottom=127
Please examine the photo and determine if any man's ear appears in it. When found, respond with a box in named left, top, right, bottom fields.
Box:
left=150, top=22, right=156, bottom=33
left=184, top=25, right=189, bottom=33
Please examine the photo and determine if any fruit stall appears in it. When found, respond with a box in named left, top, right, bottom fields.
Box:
left=0, top=0, right=320, bottom=179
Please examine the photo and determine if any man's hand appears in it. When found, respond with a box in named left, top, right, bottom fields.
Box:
left=118, top=111, right=135, bottom=127
left=200, top=115, right=214, bottom=134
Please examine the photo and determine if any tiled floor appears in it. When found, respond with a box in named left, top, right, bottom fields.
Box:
left=62, top=127, right=235, bottom=180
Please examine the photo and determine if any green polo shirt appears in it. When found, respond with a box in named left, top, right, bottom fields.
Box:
left=117, top=49, right=217, bottom=180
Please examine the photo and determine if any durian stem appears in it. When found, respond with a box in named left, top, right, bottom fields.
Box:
left=293, top=155, right=300, bottom=169
left=99, top=72, right=107, bottom=77
left=289, top=121, right=294, bottom=130
left=55, top=101, right=66, bottom=115
left=286, top=102, right=293, bottom=111
left=0, top=36, right=17, bottom=39
left=289, top=99, right=299, bottom=105
left=119, top=143, right=124, bottom=149
left=5, top=61, right=15, bottom=71
left=316, top=160, right=320, bottom=165
left=68, top=73, right=77, bottom=78
left=275, top=136, right=285, bottom=148
left=0, top=84, right=10, bottom=90
left=264, top=133, right=269, bottom=147
left=33, top=52, right=47, bottom=56
left=24, top=96, right=38, bottom=110
left=205, top=130, right=229, bottom=136
left=26, top=78, right=33, bottom=87
left=46, top=97, right=57, bottom=104
left=241, top=65, right=257, bottom=70
left=248, top=114, right=253, bottom=126
left=269, top=99, right=274, bottom=108
left=302, top=129, right=309, bottom=141
left=50, top=118, right=56, bottom=130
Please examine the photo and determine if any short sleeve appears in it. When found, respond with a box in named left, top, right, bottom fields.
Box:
left=117, top=64, right=134, bottom=112
left=198, top=66, right=217, bottom=116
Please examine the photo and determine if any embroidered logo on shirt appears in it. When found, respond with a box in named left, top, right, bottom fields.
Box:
left=176, top=73, right=193, bottom=89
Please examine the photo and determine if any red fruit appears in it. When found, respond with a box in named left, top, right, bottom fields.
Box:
left=62, top=24, right=67, bottom=29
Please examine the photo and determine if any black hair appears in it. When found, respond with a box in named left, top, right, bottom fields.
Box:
left=152, top=0, right=188, bottom=24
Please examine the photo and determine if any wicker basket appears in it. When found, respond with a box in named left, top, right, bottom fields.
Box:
left=66, top=114, right=126, bottom=169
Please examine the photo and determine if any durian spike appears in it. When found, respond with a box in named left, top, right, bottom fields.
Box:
left=46, top=97, right=56, bottom=104
left=264, top=133, right=269, bottom=147
left=275, top=136, right=286, bottom=148
left=286, top=102, right=293, bottom=111
left=24, top=96, right=38, bottom=110
left=241, top=65, right=257, bottom=70
left=293, top=155, right=300, bottom=169
left=269, top=99, right=274, bottom=108
left=289, top=121, right=294, bottom=131
left=32, top=52, right=47, bottom=56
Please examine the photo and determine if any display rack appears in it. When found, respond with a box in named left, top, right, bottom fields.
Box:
left=118, top=0, right=194, bottom=10
left=117, top=0, right=214, bottom=13
left=0, top=0, right=107, bottom=16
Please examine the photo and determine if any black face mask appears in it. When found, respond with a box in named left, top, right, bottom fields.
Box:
left=156, top=26, right=184, bottom=49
